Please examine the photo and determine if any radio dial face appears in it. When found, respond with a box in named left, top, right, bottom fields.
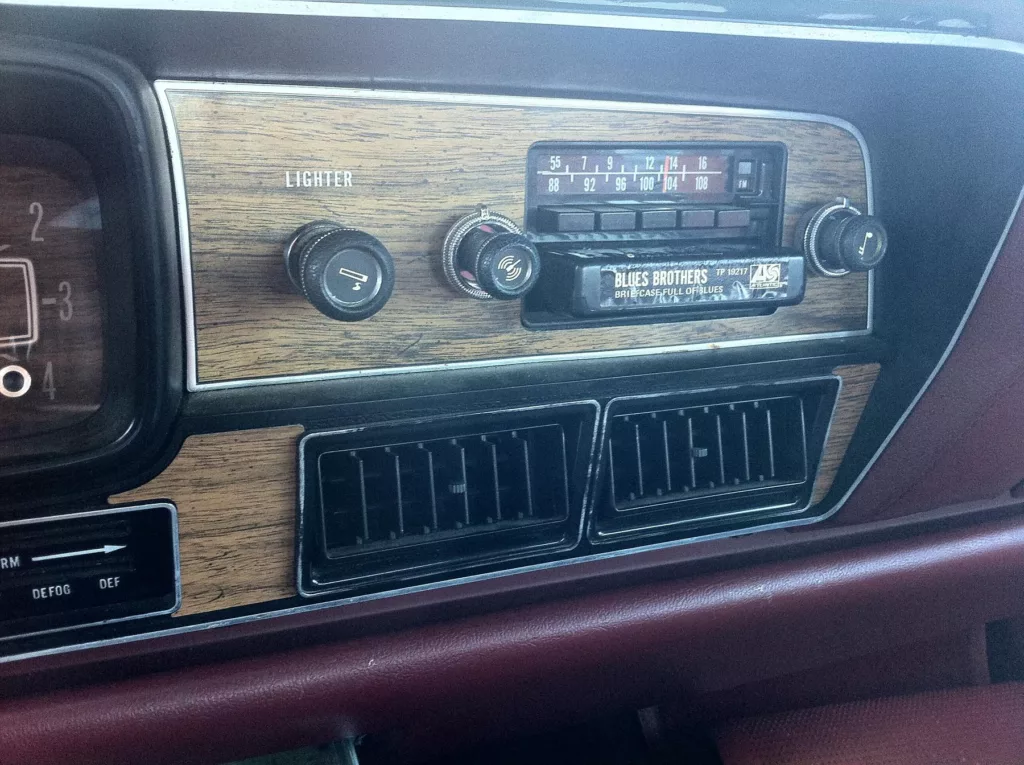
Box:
left=534, top=149, right=731, bottom=198
left=520, top=142, right=796, bottom=328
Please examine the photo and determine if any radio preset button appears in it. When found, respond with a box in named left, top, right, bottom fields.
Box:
left=717, top=209, right=752, bottom=228
left=591, top=208, right=637, bottom=232
left=736, top=160, right=755, bottom=176
left=536, top=206, right=595, bottom=233
left=638, top=208, right=677, bottom=230
left=680, top=209, right=716, bottom=228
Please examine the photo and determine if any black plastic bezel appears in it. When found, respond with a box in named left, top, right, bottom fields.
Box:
left=0, top=36, right=181, bottom=505
left=587, top=377, right=841, bottom=547
left=297, top=401, right=600, bottom=599
left=524, top=140, right=787, bottom=246
left=0, top=503, right=181, bottom=641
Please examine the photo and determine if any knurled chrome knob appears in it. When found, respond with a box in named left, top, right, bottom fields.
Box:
left=797, top=197, right=888, bottom=277
left=442, top=207, right=541, bottom=300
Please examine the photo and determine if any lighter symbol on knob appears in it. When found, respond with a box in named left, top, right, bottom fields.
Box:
left=338, top=266, right=369, bottom=290
left=283, top=221, right=395, bottom=320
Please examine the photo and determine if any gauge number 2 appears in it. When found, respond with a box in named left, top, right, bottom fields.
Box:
left=29, top=202, right=44, bottom=242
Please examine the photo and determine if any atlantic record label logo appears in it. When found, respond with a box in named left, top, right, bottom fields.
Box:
left=749, top=262, right=784, bottom=290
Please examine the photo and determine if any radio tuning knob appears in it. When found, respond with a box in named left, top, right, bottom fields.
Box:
left=284, top=221, right=395, bottom=321
left=798, top=197, right=889, bottom=277
left=442, top=207, right=541, bottom=300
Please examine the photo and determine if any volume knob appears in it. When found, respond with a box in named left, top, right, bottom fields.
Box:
left=442, top=207, right=541, bottom=300
left=798, top=198, right=888, bottom=277
left=284, top=221, right=395, bottom=321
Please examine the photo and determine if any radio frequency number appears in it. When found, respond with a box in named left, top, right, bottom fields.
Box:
left=536, top=150, right=729, bottom=197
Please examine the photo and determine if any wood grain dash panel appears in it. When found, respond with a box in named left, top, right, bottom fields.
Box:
left=812, top=363, right=880, bottom=505
left=163, top=87, right=870, bottom=385
left=109, top=425, right=304, bottom=617
left=103, top=365, right=875, bottom=617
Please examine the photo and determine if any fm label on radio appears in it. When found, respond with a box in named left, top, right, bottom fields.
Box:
left=284, top=170, right=353, bottom=188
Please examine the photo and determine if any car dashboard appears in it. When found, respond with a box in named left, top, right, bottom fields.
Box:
left=2, top=2, right=1024, bottom=763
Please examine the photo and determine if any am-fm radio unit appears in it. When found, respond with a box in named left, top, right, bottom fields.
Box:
left=519, top=142, right=799, bottom=329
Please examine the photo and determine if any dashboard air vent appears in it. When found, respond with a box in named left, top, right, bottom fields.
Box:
left=590, top=380, right=839, bottom=545
left=299, top=402, right=599, bottom=597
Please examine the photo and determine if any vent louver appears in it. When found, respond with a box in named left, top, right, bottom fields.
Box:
left=299, top=402, right=598, bottom=597
left=590, top=381, right=838, bottom=545
left=319, top=426, right=569, bottom=555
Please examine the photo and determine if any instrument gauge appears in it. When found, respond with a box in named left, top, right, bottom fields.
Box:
left=0, top=135, right=104, bottom=446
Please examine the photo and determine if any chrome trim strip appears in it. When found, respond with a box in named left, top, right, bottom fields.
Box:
left=0, top=0, right=1020, bottom=55
left=154, top=84, right=197, bottom=391
left=152, top=80, right=874, bottom=392
left=189, top=331, right=872, bottom=391
left=0, top=503, right=181, bottom=645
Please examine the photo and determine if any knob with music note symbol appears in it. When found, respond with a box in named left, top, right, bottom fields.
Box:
left=797, top=197, right=888, bottom=277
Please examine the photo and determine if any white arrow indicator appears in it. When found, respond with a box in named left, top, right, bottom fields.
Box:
left=31, top=544, right=126, bottom=562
